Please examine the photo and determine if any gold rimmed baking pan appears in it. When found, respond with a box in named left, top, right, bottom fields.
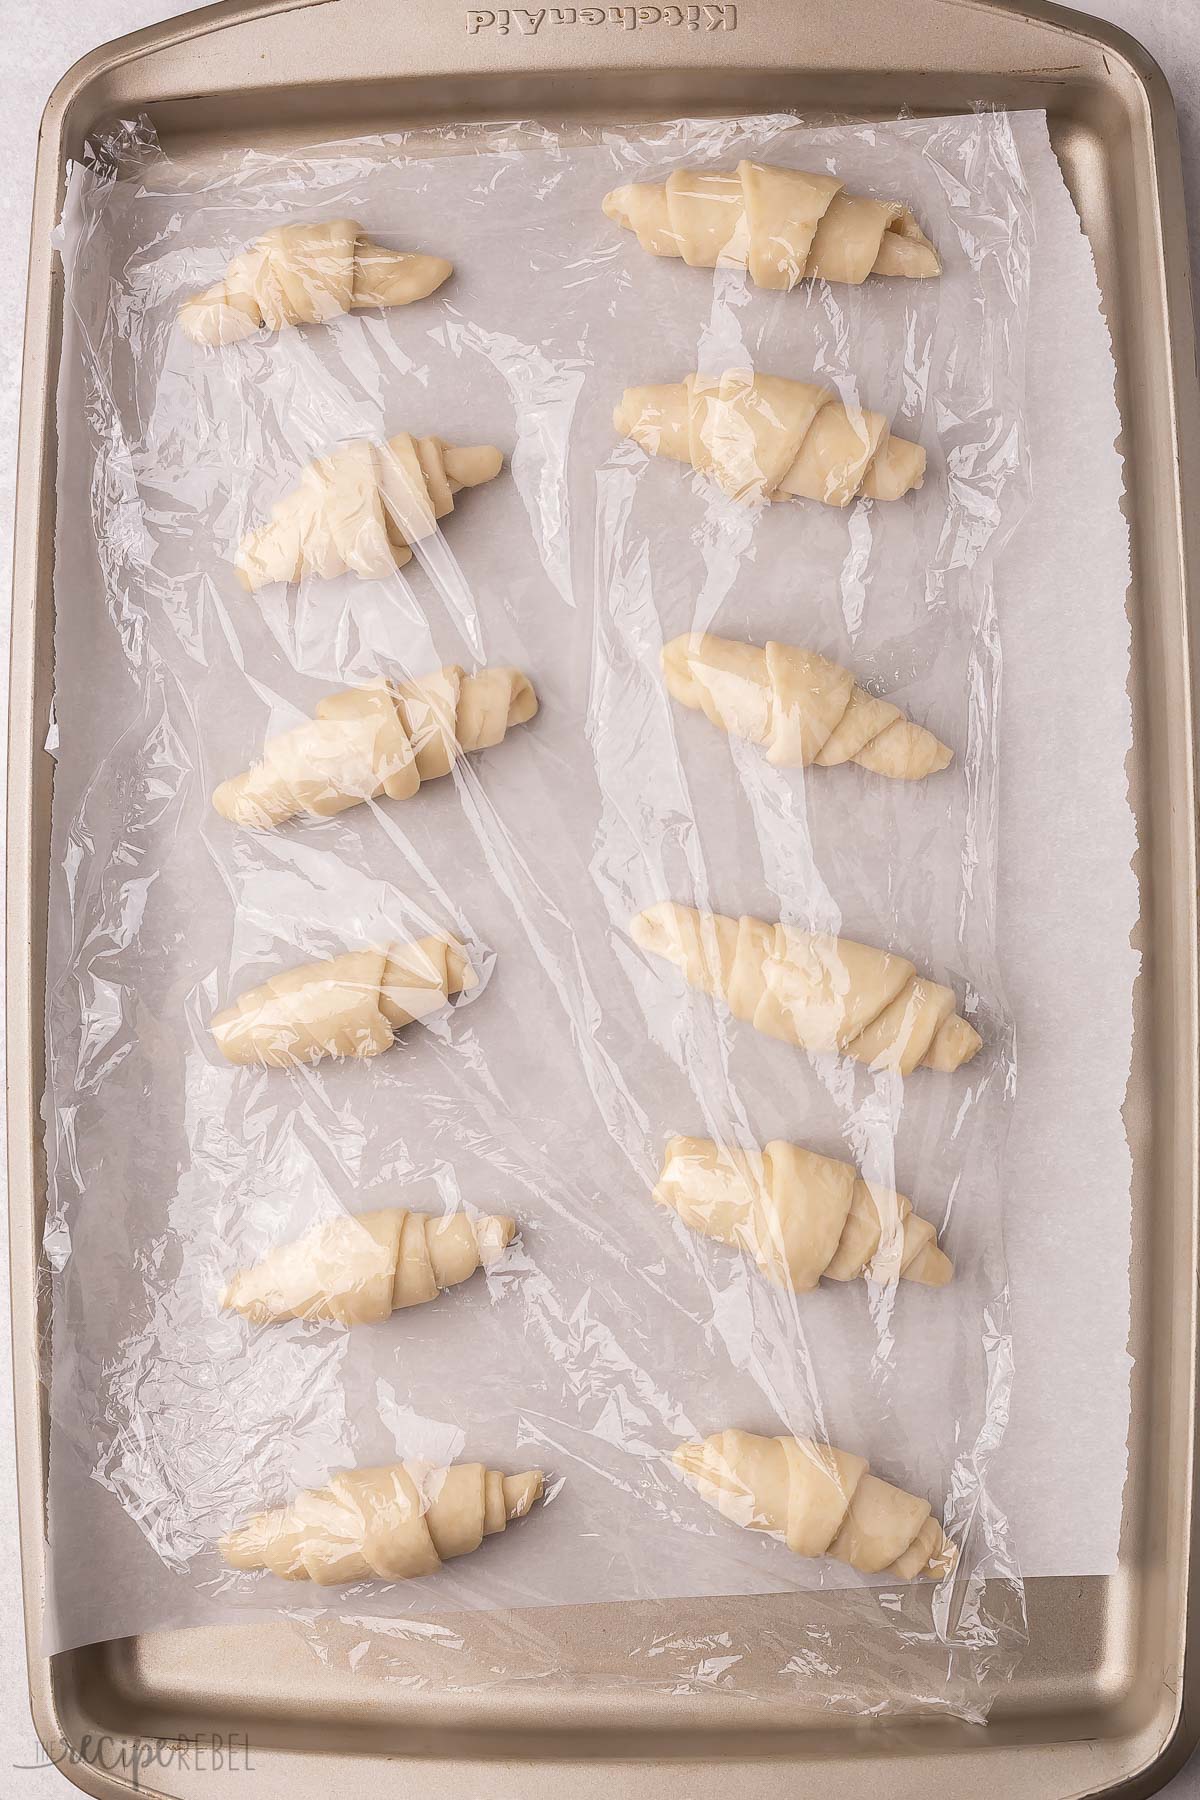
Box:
left=9, top=0, right=1199, bottom=1794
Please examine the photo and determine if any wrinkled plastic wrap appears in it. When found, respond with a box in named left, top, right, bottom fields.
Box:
left=44, top=109, right=1033, bottom=1719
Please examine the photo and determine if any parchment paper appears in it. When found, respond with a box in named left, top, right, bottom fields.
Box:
left=40, top=106, right=1131, bottom=1679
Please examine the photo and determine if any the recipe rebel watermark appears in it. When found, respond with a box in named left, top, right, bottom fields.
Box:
left=15, top=1730, right=254, bottom=1789
left=467, top=6, right=738, bottom=35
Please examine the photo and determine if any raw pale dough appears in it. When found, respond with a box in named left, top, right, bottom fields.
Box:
left=178, top=218, right=451, bottom=345
left=656, top=1134, right=951, bottom=1290
left=221, top=1459, right=543, bottom=1585
left=222, top=1207, right=517, bottom=1326
left=604, top=160, right=939, bottom=288
left=614, top=369, right=924, bottom=506
left=662, top=633, right=951, bottom=780
left=631, top=902, right=980, bottom=1075
left=210, top=934, right=475, bottom=1069
left=235, top=433, right=503, bottom=591
left=674, top=1429, right=954, bottom=1579
left=213, top=666, right=538, bottom=829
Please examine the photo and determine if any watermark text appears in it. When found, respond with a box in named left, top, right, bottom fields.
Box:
left=17, top=1731, right=254, bottom=1791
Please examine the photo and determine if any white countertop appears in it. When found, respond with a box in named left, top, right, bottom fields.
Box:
left=1, top=0, right=1197, bottom=1791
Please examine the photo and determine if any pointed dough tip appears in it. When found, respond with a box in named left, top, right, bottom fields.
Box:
left=219, top=1521, right=264, bottom=1570
left=478, top=1214, right=518, bottom=1260
left=629, top=905, right=670, bottom=954
left=178, top=291, right=261, bottom=348
left=441, top=442, right=503, bottom=489
left=924, top=1014, right=982, bottom=1072
left=659, top=634, right=693, bottom=676
left=446, top=936, right=478, bottom=995
left=506, top=672, right=539, bottom=727
left=211, top=779, right=241, bottom=823
left=673, top=1441, right=708, bottom=1481
left=906, top=1242, right=955, bottom=1288
left=602, top=186, right=633, bottom=226
left=502, top=1470, right=544, bottom=1519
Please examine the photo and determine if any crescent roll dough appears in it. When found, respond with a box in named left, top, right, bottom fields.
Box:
left=662, top=633, right=951, bottom=780
left=179, top=218, right=451, bottom=345
left=614, top=369, right=924, bottom=506
left=656, top=1135, right=951, bottom=1291
left=212, top=666, right=538, bottom=829
left=222, top=1208, right=516, bottom=1327
left=631, top=902, right=980, bottom=1075
left=221, top=1459, right=543, bottom=1585
left=604, top=162, right=939, bottom=288
left=674, top=1430, right=954, bottom=1580
left=211, top=934, right=475, bottom=1069
left=235, top=433, right=503, bottom=591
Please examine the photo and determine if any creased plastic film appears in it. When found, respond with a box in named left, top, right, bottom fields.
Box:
left=44, top=111, right=1032, bottom=1721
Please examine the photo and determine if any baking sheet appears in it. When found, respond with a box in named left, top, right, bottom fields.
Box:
left=38, top=105, right=1130, bottom=1674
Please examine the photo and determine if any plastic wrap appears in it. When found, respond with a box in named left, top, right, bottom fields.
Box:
left=44, top=109, right=1032, bottom=1719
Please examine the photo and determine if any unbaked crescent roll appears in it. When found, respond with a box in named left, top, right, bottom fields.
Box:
left=179, top=218, right=451, bottom=345
left=662, top=633, right=951, bottom=780
left=631, top=902, right=980, bottom=1075
left=221, top=1207, right=517, bottom=1326
left=674, top=1429, right=954, bottom=1579
left=615, top=369, right=924, bottom=505
left=221, top=1459, right=543, bottom=1585
left=235, top=433, right=503, bottom=591
left=656, top=1134, right=951, bottom=1291
left=211, top=934, right=475, bottom=1069
left=604, top=161, right=939, bottom=288
left=213, top=666, right=538, bottom=829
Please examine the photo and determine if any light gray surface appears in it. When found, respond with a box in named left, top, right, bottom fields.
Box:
left=0, top=0, right=1197, bottom=1792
